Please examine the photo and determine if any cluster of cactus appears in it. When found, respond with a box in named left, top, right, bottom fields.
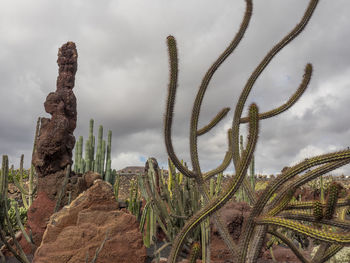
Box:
left=4, top=117, right=40, bottom=210
left=73, top=118, right=115, bottom=184
left=138, top=157, right=223, bottom=261
left=2, top=1, right=350, bottom=262
left=0, top=120, right=40, bottom=262
left=162, top=0, right=350, bottom=262
left=0, top=154, right=73, bottom=263
left=0, top=155, right=35, bottom=263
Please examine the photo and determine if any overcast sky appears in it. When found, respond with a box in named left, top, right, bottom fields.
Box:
left=0, top=0, right=349, bottom=177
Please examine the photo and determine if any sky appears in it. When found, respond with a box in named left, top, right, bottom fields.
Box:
left=0, top=0, right=349, bottom=177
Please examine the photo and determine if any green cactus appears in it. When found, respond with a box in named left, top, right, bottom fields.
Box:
left=313, top=200, right=324, bottom=221
left=73, top=119, right=113, bottom=183
left=139, top=158, right=206, bottom=252
left=324, top=182, right=341, bottom=220
left=0, top=155, right=33, bottom=263
left=113, top=171, right=120, bottom=202
left=162, top=0, right=350, bottom=262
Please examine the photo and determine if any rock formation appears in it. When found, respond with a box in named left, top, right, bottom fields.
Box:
left=1, top=43, right=108, bottom=258
left=32, top=41, right=77, bottom=184
left=33, top=179, right=146, bottom=263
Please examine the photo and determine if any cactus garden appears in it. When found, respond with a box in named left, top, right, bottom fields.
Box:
left=1, top=0, right=350, bottom=262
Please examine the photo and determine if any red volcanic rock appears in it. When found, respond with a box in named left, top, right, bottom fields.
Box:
left=33, top=179, right=147, bottom=263
left=32, top=41, right=77, bottom=179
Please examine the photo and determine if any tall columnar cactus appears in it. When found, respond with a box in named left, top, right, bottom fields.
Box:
left=12, top=117, right=40, bottom=210
left=12, top=154, right=37, bottom=210
left=163, top=1, right=350, bottom=262
left=73, top=119, right=113, bottom=183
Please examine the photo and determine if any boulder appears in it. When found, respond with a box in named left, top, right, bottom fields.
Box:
left=0, top=171, right=102, bottom=257
left=33, top=179, right=147, bottom=263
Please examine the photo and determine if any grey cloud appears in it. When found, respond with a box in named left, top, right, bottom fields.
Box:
left=0, top=0, right=349, bottom=177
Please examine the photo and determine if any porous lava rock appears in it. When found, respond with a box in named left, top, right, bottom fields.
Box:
left=33, top=179, right=146, bottom=263
left=32, top=41, right=77, bottom=184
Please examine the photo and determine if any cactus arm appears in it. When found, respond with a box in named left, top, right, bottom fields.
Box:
left=101, top=140, right=106, bottom=177
left=267, top=228, right=311, bottom=263
left=267, top=159, right=350, bottom=212
left=12, top=176, right=30, bottom=196
left=19, top=155, right=29, bottom=209
left=14, top=202, right=35, bottom=247
left=197, top=107, right=230, bottom=136
left=232, top=0, right=318, bottom=172
left=241, top=177, right=257, bottom=204
left=139, top=201, right=150, bottom=233
left=168, top=103, right=259, bottom=263
left=238, top=150, right=350, bottom=263
left=245, top=225, right=268, bottom=263
left=280, top=212, right=350, bottom=230
left=113, top=172, right=120, bottom=202
left=186, top=3, right=253, bottom=259
left=164, top=35, right=196, bottom=178
left=240, top=64, right=312, bottom=124
left=286, top=197, right=350, bottom=211
left=84, top=139, right=90, bottom=172
left=324, top=182, right=340, bottom=220
left=142, top=162, right=172, bottom=240
left=189, top=0, right=252, bottom=177
left=256, top=216, right=350, bottom=244
left=267, top=187, right=296, bottom=216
